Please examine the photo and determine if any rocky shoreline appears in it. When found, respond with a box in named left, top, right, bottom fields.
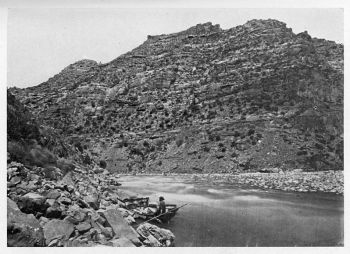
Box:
left=6, top=160, right=343, bottom=247
left=7, top=162, right=175, bottom=247
left=126, top=170, right=344, bottom=195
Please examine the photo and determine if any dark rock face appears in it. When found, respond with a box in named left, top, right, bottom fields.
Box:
left=7, top=198, right=45, bottom=247
left=9, top=19, right=343, bottom=173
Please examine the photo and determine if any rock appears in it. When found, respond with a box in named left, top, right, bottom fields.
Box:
left=91, top=220, right=113, bottom=239
left=43, top=219, right=75, bottom=245
left=45, top=202, right=63, bottom=219
left=110, top=237, right=136, bottom=247
left=76, top=197, right=89, bottom=208
left=143, top=233, right=162, bottom=247
left=57, top=196, right=72, bottom=205
left=137, top=223, right=175, bottom=247
left=46, top=189, right=61, bottom=199
left=54, top=183, right=66, bottom=191
left=9, top=176, right=21, bottom=187
left=125, top=215, right=136, bottom=225
left=39, top=216, right=50, bottom=227
left=64, top=205, right=87, bottom=224
left=76, top=222, right=92, bottom=233
left=59, top=171, right=75, bottom=187
left=93, top=165, right=104, bottom=174
left=45, top=198, right=56, bottom=207
left=17, top=192, right=48, bottom=215
left=117, top=207, right=130, bottom=217
left=47, top=238, right=63, bottom=247
left=90, top=210, right=106, bottom=225
left=84, top=195, right=100, bottom=210
left=101, top=208, right=141, bottom=246
left=7, top=198, right=45, bottom=246
left=100, top=199, right=111, bottom=208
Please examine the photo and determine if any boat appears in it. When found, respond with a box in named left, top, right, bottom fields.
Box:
left=116, top=192, right=185, bottom=224
left=145, top=203, right=178, bottom=224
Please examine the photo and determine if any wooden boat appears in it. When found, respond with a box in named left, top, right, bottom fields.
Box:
left=146, top=203, right=178, bottom=223
left=115, top=193, right=185, bottom=224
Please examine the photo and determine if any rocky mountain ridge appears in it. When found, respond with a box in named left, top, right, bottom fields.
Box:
left=9, top=19, right=344, bottom=173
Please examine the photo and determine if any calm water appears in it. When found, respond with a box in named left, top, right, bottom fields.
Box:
left=118, top=175, right=343, bottom=247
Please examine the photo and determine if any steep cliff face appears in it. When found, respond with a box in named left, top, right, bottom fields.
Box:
left=10, top=19, right=343, bottom=173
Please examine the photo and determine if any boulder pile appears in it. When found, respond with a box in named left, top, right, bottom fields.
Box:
left=7, top=161, right=174, bottom=247
left=183, top=170, right=344, bottom=194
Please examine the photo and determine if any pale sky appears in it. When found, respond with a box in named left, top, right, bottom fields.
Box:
left=7, top=8, right=343, bottom=88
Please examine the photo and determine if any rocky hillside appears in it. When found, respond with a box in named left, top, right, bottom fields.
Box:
left=7, top=91, right=175, bottom=247
left=10, top=19, right=344, bottom=173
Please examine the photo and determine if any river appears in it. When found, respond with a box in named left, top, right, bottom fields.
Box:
left=118, top=175, right=343, bottom=247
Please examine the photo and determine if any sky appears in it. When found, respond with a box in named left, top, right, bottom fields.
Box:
left=7, top=8, right=344, bottom=88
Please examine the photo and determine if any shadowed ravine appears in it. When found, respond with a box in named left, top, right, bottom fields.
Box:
left=118, top=175, right=343, bottom=247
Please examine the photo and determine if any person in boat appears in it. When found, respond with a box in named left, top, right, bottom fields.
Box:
left=158, top=196, right=166, bottom=215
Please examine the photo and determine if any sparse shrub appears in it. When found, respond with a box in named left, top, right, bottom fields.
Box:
left=203, top=146, right=210, bottom=152
left=57, top=158, right=75, bottom=175
left=143, top=140, right=150, bottom=148
left=208, top=134, right=215, bottom=141
left=29, top=146, right=57, bottom=167
left=99, top=160, right=107, bottom=169
left=247, top=129, right=255, bottom=136
left=75, top=142, right=84, bottom=152
left=7, top=141, right=27, bottom=163
left=42, top=165, right=62, bottom=180
left=175, top=137, right=184, bottom=147
left=82, top=153, right=91, bottom=164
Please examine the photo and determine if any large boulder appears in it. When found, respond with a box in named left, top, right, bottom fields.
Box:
left=45, top=202, right=63, bottom=219
left=84, top=195, right=100, bottom=210
left=64, top=205, right=88, bottom=224
left=17, top=192, right=48, bottom=215
left=76, top=221, right=91, bottom=234
left=100, top=208, right=141, bottom=246
left=43, top=219, right=75, bottom=245
left=7, top=198, right=45, bottom=246
left=137, top=223, right=175, bottom=247
left=45, top=189, right=61, bottom=199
